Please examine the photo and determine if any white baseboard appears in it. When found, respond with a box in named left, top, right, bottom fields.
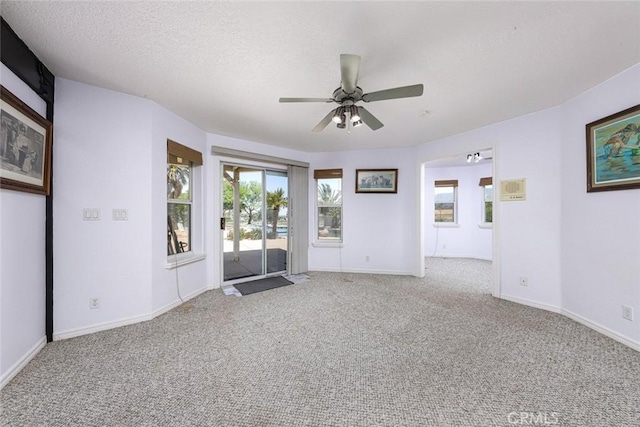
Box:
left=1, top=336, right=46, bottom=390
left=151, top=286, right=210, bottom=318
left=498, top=294, right=562, bottom=313
left=561, top=308, right=640, bottom=352
left=426, top=254, right=493, bottom=261
left=309, top=266, right=414, bottom=276
left=499, top=294, right=639, bottom=352
left=54, top=286, right=210, bottom=341
left=53, top=312, right=153, bottom=341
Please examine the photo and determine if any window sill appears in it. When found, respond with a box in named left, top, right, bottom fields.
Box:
left=433, top=223, right=460, bottom=228
left=478, top=223, right=493, bottom=229
left=165, top=253, right=206, bottom=269
left=312, top=241, right=344, bottom=248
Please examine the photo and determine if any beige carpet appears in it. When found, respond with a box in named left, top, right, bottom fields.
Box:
left=2, top=258, right=639, bottom=426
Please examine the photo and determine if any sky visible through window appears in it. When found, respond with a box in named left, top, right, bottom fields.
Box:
left=241, top=171, right=289, bottom=215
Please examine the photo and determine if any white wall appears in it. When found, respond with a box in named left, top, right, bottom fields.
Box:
left=0, top=64, right=48, bottom=387
left=424, top=162, right=493, bottom=260
left=151, top=103, right=208, bottom=312
left=417, top=62, right=640, bottom=348
left=53, top=80, right=214, bottom=337
left=53, top=79, right=154, bottom=337
left=308, top=147, right=419, bottom=275
left=417, top=107, right=564, bottom=310
left=206, top=140, right=420, bottom=278
left=560, top=63, right=640, bottom=345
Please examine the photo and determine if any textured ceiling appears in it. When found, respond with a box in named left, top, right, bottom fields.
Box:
left=2, top=1, right=639, bottom=153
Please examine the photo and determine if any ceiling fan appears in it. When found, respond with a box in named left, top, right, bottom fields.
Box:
left=279, top=54, right=424, bottom=132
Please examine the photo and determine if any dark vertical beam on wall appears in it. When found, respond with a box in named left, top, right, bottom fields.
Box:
left=1, top=17, right=56, bottom=342
left=45, top=103, right=54, bottom=343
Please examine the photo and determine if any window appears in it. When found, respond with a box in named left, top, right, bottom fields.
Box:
left=479, top=177, right=493, bottom=224
left=434, top=180, right=458, bottom=223
left=314, top=169, right=342, bottom=242
left=168, top=163, right=191, bottom=254
left=167, top=139, right=202, bottom=256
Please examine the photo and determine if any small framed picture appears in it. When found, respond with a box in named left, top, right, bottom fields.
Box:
left=1, top=85, right=52, bottom=195
left=586, top=104, right=640, bottom=192
left=355, top=169, right=398, bottom=193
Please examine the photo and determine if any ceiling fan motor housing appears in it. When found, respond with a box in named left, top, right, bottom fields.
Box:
left=332, top=87, right=363, bottom=105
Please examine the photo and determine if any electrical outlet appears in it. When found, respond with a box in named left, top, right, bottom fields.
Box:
left=89, top=298, right=100, bottom=309
left=622, top=305, right=634, bottom=321
left=519, top=277, right=528, bottom=286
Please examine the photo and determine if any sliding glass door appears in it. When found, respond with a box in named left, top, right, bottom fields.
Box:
left=265, top=170, right=288, bottom=274
left=222, top=163, right=288, bottom=283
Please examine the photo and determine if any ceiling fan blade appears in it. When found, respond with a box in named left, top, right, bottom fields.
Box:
left=312, top=108, right=337, bottom=132
left=340, top=54, right=361, bottom=94
left=362, top=84, right=424, bottom=102
left=358, top=106, right=384, bottom=131
left=279, top=97, right=334, bottom=103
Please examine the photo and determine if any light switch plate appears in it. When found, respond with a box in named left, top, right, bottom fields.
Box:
left=83, top=208, right=100, bottom=221
left=112, top=209, right=128, bottom=221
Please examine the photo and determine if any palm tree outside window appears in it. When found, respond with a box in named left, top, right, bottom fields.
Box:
left=266, top=188, right=287, bottom=239
left=167, top=163, right=191, bottom=254
left=316, top=177, right=342, bottom=241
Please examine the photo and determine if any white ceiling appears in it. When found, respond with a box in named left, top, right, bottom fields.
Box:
left=2, top=1, right=639, bottom=153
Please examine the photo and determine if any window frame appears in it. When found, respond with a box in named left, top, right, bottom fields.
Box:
left=479, top=177, right=493, bottom=227
left=314, top=169, right=343, bottom=245
left=166, top=139, right=204, bottom=267
left=168, top=162, right=193, bottom=256
left=434, top=180, right=458, bottom=225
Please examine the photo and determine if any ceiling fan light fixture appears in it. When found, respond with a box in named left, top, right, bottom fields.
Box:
left=332, top=107, right=344, bottom=124
left=353, top=119, right=363, bottom=127
left=350, top=106, right=360, bottom=122
left=336, top=122, right=346, bottom=129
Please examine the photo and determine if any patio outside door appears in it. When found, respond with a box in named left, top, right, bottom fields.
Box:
left=222, top=164, right=288, bottom=283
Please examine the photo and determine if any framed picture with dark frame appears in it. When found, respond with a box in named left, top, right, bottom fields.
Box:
left=0, top=85, right=52, bottom=195
left=586, top=104, right=640, bottom=193
left=355, top=169, right=398, bottom=193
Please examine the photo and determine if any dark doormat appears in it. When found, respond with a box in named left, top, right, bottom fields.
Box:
left=234, top=276, right=294, bottom=296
